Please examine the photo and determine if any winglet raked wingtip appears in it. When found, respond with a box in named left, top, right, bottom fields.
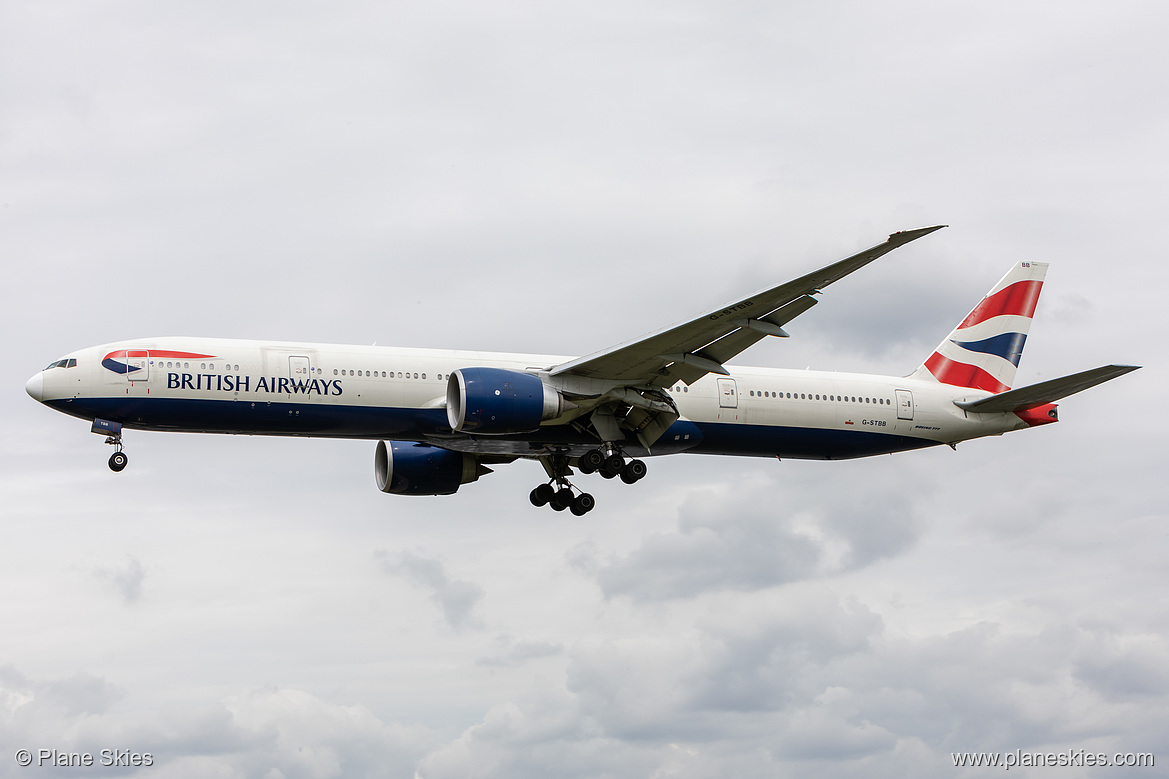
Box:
left=889, top=224, right=947, bottom=244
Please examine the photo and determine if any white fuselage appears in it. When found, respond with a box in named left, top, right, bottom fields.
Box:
left=29, top=337, right=1030, bottom=461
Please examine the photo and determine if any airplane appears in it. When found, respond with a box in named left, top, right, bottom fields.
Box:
left=25, top=226, right=1138, bottom=515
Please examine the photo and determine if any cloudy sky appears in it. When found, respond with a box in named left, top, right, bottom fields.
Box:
left=2, top=1, right=1165, bottom=776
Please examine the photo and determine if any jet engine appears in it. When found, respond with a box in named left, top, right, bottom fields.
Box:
left=374, top=440, right=490, bottom=496
left=445, top=367, right=565, bottom=434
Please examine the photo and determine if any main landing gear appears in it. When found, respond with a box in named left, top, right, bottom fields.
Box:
left=529, top=446, right=647, bottom=515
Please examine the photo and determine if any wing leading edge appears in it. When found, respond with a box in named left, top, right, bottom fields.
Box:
left=551, top=225, right=946, bottom=387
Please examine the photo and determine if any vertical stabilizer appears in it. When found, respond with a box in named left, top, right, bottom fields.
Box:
left=911, top=261, right=1048, bottom=393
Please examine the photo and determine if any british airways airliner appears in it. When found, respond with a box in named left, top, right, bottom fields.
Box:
left=25, top=227, right=1137, bottom=514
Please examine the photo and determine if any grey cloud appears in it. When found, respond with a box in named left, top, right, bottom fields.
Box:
left=377, top=549, right=485, bottom=630
left=1072, top=630, right=1169, bottom=700
left=589, top=473, right=925, bottom=601
left=1, top=666, right=435, bottom=778
left=477, top=638, right=564, bottom=668
left=419, top=590, right=1169, bottom=778
left=92, top=556, right=145, bottom=604
left=1, top=666, right=123, bottom=723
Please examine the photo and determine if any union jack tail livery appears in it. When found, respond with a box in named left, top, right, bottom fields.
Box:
left=912, top=261, right=1048, bottom=394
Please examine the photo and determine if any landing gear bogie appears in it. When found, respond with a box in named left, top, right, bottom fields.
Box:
left=529, top=478, right=596, bottom=515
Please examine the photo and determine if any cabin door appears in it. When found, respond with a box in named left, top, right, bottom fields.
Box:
left=895, top=389, right=914, bottom=420
left=125, top=350, right=149, bottom=382
left=289, top=356, right=311, bottom=380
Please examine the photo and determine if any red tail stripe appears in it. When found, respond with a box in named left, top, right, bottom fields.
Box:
left=924, top=353, right=1009, bottom=394
left=958, top=280, right=1043, bottom=329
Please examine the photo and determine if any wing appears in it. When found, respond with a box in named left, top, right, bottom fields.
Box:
left=551, top=225, right=946, bottom=387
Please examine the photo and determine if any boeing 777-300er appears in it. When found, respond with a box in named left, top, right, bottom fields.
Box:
left=26, top=226, right=1138, bottom=515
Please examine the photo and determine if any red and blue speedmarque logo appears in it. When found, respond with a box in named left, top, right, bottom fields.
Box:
left=101, top=349, right=216, bottom=375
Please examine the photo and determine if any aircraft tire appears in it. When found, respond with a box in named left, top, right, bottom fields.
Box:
left=530, top=486, right=551, bottom=507
left=552, top=487, right=574, bottom=510
left=570, top=493, right=596, bottom=516
left=108, top=452, right=128, bottom=472
left=579, top=449, right=605, bottom=474
left=622, top=459, right=647, bottom=483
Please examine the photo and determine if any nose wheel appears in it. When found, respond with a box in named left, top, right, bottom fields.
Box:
left=108, top=450, right=128, bottom=472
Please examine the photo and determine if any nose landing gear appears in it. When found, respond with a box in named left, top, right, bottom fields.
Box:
left=91, top=418, right=127, bottom=472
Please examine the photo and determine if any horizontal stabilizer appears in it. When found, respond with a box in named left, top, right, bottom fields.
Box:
left=955, top=364, right=1140, bottom=413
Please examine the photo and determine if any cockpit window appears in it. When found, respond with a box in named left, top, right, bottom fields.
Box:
left=43, top=358, right=77, bottom=370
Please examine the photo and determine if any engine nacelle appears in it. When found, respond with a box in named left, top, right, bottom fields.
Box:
left=374, top=440, right=487, bottom=496
left=446, top=367, right=564, bottom=434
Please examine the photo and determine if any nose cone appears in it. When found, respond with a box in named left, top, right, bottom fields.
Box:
left=26, top=372, right=44, bottom=402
